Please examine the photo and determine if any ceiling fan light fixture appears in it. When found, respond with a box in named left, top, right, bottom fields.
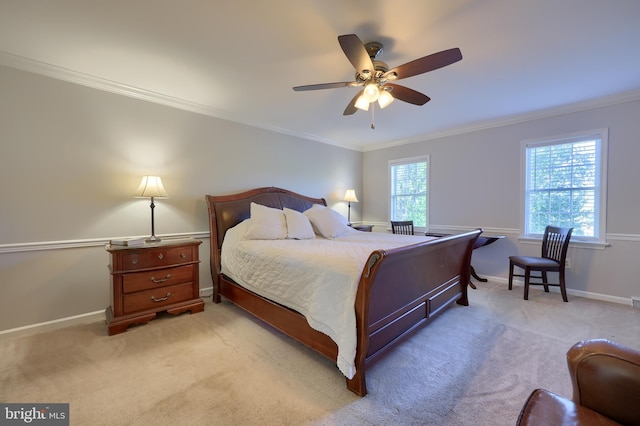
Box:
left=385, top=71, right=398, bottom=81
left=355, top=95, right=370, bottom=111
left=363, top=82, right=380, bottom=103
left=378, top=90, right=394, bottom=108
left=293, top=34, right=462, bottom=121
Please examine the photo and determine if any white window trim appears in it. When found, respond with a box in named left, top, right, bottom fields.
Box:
left=388, top=155, right=430, bottom=232
left=519, top=128, right=608, bottom=247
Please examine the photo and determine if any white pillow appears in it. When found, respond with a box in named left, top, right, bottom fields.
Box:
left=304, top=205, right=350, bottom=238
left=244, top=202, right=287, bottom=240
left=305, top=204, right=326, bottom=214
left=283, top=208, right=315, bottom=240
left=303, top=204, right=326, bottom=234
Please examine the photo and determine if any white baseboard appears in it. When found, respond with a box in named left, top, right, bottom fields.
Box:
left=0, top=287, right=216, bottom=339
left=0, top=279, right=633, bottom=340
left=486, top=275, right=633, bottom=306
left=199, top=286, right=214, bottom=298
left=0, top=310, right=106, bottom=340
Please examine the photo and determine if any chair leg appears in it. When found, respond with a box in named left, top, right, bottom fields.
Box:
left=524, top=268, right=530, bottom=300
left=559, top=270, right=568, bottom=302
left=508, top=261, right=514, bottom=290
left=542, top=271, right=549, bottom=292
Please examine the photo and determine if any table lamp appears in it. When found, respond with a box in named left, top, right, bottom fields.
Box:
left=343, top=189, right=358, bottom=225
left=133, top=175, right=169, bottom=242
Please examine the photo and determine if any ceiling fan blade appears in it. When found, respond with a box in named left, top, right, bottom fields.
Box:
left=293, top=81, right=356, bottom=91
left=343, top=90, right=364, bottom=115
left=385, top=48, right=462, bottom=80
left=338, top=34, right=374, bottom=75
left=385, top=83, right=431, bottom=105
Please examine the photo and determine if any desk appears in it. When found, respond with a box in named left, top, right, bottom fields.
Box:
left=470, top=235, right=505, bottom=286
left=425, top=233, right=505, bottom=289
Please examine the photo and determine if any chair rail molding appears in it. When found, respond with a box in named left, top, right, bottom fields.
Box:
left=0, top=232, right=210, bottom=254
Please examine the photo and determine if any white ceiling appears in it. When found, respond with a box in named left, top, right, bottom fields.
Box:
left=1, top=0, right=640, bottom=151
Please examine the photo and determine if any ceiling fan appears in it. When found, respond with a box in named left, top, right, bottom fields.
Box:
left=293, top=34, right=462, bottom=116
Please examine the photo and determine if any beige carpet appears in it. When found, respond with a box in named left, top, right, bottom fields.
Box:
left=1, top=282, right=638, bottom=425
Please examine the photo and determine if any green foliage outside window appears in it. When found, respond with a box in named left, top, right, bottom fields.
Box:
left=390, top=159, right=428, bottom=228
left=526, top=140, right=598, bottom=237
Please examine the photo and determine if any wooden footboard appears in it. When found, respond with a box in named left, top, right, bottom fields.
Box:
left=206, top=187, right=480, bottom=396
left=348, top=229, right=481, bottom=395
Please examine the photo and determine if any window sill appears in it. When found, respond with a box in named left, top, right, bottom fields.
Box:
left=518, top=237, right=610, bottom=250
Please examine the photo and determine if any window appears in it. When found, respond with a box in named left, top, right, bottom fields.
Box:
left=389, top=156, right=429, bottom=228
left=522, top=129, right=608, bottom=243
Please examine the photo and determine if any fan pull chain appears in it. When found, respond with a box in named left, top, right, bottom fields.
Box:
left=371, top=102, right=375, bottom=130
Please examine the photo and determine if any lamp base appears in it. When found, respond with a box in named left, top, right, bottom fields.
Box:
left=145, top=236, right=161, bottom=243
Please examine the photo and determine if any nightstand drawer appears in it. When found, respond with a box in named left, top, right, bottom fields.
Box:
left=123, top=282, right=194, bottom=314
left=122, top=265, right=194, bottom=293
left=120, top=246, right=195, bottom=271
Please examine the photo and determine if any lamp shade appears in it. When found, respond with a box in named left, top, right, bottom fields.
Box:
left=133, top=176, right=169, bottom=199
left=355, top=95, right=370, bottom=111
left=362, top=83, right=379, bottom=103
left=343, top=189, right=359, bottom=203
left=378, top=90, right=394, bottom=108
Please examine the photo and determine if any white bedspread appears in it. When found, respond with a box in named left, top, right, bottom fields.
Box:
left=220, top=220, right=435, bottom=379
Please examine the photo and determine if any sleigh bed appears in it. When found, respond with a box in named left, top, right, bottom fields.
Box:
left=206, top=187, right=480, bottom=396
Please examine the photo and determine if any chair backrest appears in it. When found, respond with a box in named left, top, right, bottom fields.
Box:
left=391, top=220, right=414, bottom=235
left=541, top=225, right=573, bottom=263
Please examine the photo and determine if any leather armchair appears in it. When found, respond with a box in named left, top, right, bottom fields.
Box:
left=517, top=339, right=640, bottom=425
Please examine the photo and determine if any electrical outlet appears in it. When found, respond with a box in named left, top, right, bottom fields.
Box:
left=565, top=258, right=571, bottom=269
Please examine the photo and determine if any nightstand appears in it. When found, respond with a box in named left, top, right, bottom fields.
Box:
left=105, top=238, right=204, bottom=335
left=351, top=224, right=373, bottom=232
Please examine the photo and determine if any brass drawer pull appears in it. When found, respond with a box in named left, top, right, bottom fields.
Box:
left=131, top=259, right=138, bottom=265
left=157, top=253, right=164, bottom=260
left=150, top=274, right=171, bottom=284
left=180, top=253, right=186, bottom=259
left=150, top=292, right=171, bottom=302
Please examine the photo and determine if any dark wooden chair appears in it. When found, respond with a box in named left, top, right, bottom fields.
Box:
left=391, top=220, right=414, bottom=235
left=508, top=225, right=573, bottom=302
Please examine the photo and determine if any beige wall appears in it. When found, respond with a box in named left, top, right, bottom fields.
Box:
left=2, top=61, right=638, bottom=333
left=0, top=65, right=362, bottom=332
left=363, top=99, right=640, bottom=301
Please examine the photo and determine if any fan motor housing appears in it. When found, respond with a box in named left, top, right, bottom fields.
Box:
left=365, top=41, right=384, bottom=59
left=355, top=60, right=388, bottom=81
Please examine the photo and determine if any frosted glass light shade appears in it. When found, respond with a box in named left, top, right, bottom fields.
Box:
left=378, top=90, right=394, bottom=108
left=355, top=95, right=370, bottom=111
left=362, top=83, right=380, bottom=102
left=133, top=176, right=169, bottom=198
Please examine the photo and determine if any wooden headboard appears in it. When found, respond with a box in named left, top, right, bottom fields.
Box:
left=205, top=187, right=327, bottom=281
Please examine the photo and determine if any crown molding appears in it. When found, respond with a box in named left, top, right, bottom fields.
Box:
left=363, top=89, right=640, bottom=152
left=0, top=50, right=223, bottom=115
left=2, top=50, right=639, bottom=154
left=0, top=51, right=352, bottom=150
